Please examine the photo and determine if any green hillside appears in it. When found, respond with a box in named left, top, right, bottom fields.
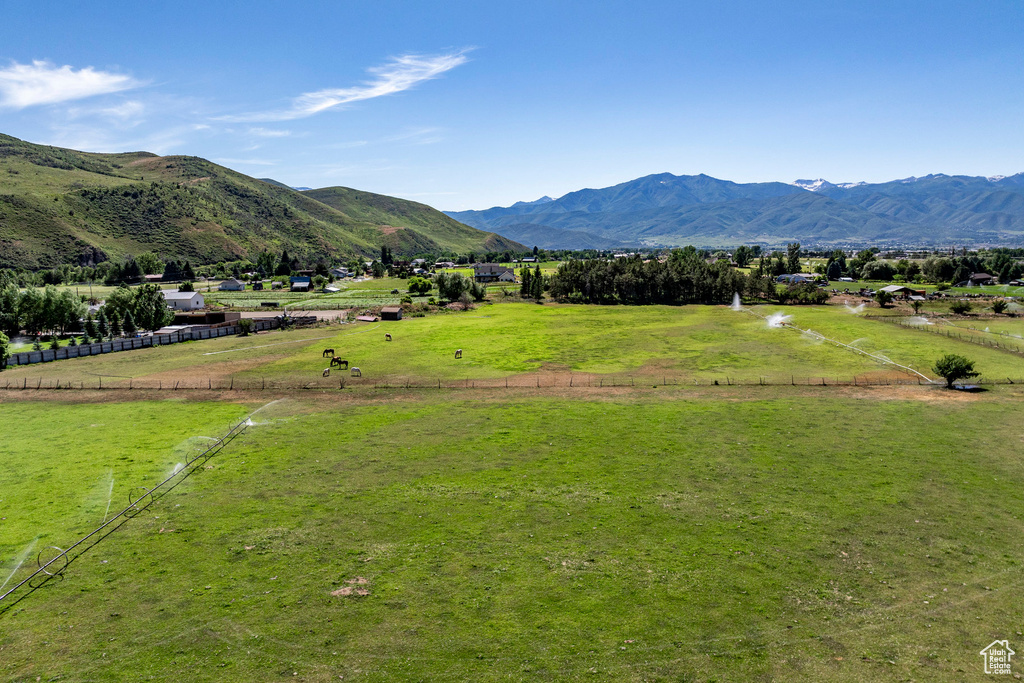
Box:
left=0, top=134, right=521, bottom=269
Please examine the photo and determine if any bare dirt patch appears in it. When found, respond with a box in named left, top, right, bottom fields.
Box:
left=331, top=577, right=371, bottom=597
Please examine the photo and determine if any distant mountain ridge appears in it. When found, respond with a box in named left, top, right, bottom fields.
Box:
left=448, top=172, right=1024, bottom=248
left=0, top=134, right=521, bottom=269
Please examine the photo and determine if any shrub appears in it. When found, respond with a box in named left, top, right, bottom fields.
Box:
left=779, top=282, right=828, bottom=305
left=992, top=300, right=1009, bottom=314
left=874, top=290, right=893, bottom=307
left=401, top=296, right=413, bottom=304
left=237, top=318, right=254, bottom=336
left=950, top=300, right=972, bottom=315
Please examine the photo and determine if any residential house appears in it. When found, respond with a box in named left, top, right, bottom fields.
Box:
left=219, top=278, right=246, bottom=291
left=474, top=263, right=516, bottom=283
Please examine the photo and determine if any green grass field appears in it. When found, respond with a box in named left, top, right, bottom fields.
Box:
left=3, top=301, right=1024, bottom=681
left=2, top=387, right=1023, bottom=681
left=3, top=303, right=1022, bottom=388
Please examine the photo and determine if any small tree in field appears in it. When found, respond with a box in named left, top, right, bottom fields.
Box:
left=910, top=299, right=923, bottom=314
left=237, top=318, right=254, bottom=336
left=874, top=290, right=893, bottom=307
left=950, top=300, right=972, bottom=315
left=933, top=354, right=979, bottom=388
left=992, top=299, right=1009, bottom=315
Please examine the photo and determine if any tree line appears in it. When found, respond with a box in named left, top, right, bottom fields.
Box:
left=0, top=283, right=172, bottom=340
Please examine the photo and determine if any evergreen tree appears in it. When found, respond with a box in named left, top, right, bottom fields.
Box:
left=85, top=313, right=98, bottom=339
left=123, top=310, right=138, bottom=337
left=97, top=309, right=109, bottom=338
left=532, top=266, right=543, bottom=299
left=32, top=338, right=42, bottom=351
left=108, top=310, right=122, bottom=338
left=182, top=261, right=196, bottom=280
left=826, top=259, right=842, bottom=280
left=520, top=267, right=532, bottom=297
left=68, top=336, right=77, bottom=347
left=786, top=243, right=801, bottom=274
left=275, top=250, right=292, bottom=276
left=49, top=336, right=61, bottom=350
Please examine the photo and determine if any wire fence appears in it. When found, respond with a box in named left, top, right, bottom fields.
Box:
left=864, top=315, right=1024, bottom=356
left=2, top=373, right=1022, bottom=392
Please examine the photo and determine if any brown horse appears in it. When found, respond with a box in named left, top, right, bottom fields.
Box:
left=322, top=348, right=335, bottom=357
left=385, top=333, right=392, bottom=341
left=330, top=357, right=348, bottom=369
left=455, top=349, right=462, bottom=359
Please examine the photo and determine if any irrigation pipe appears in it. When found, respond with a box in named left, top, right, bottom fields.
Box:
left=0, top=400, right=279, bottom=606
left=738, top=306, right=938, bottom=384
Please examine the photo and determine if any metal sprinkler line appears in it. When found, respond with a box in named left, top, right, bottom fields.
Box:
left=737, top=305, right=938, bottom=383
left=0, top=401, right=275, bottom=606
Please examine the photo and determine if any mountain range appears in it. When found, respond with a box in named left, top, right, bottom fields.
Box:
left=0, top=134, right=521, bottom=270
left=448, top=172, right=1024, bottom=249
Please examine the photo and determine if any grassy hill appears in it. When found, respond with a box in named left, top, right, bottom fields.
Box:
left=0, top=134, right=521, bottom=269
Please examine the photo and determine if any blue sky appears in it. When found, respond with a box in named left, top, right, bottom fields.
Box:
left=1, top=1, right=1022, bottom=210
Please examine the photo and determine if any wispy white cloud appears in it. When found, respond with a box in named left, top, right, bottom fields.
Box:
left=224, top=50, right=470, bottom=122
left=0, top=60, right=141, bottom=109
left=248, top=127, right=292, bottom=138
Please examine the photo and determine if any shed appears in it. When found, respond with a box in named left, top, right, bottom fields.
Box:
left=381, top=306, right=403, bottom=321
left=219, top=278, right=246, bottom=291
left=356, top=315, right=379, bottom=322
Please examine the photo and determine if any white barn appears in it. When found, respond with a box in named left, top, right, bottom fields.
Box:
left=162, top=291, right=205, bottom=311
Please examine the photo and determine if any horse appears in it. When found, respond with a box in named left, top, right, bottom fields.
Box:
left=455, top=349, right=462, bottom=359
left=322, top=367, right=331, bottom=377
left=385, top=333, right=392, bottom=341
left=330, top=357, right=348, bottom=369
left=322, top=348, right=335, bottom=357
left=350, top=367, right=361, bottom=377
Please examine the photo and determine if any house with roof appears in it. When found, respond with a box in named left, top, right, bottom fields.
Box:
left=473, top=263, right=516, bottom=283
left=968, top=272, right=997, bottom=286
left=381, top=306, right=403, bottom=321
left=290, top=275, right=312, bottom=292
left=161, top=290, right=205, bottom=311
left=218, top=278, right=246, bottom=291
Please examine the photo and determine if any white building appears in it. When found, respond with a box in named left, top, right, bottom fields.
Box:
left=162, top=291, right=205, bottom=311
left=218, top=278, right=246, bottom=291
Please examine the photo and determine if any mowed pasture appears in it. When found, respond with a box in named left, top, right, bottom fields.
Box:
left=2, top=303, right=1023, bottom=389
left=2, top=388, right=1024, bottom=681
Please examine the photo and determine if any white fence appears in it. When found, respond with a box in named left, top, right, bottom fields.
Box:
left=6, top=316, right=317, bottom=366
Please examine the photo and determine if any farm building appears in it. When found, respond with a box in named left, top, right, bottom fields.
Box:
left=219, top=278, right=246, bottom=291
left=776, top=273, right=818, bottom=284
left=474, top=263, right=516, bottom=283
left=968, top=273, right=997, bottom=285
left=290, top=276, right=312, bottom=292
left=381, top=306, right=403, bottom=321
left=161, top=291, right=205, bottom=311
left=879, top=285, right=926, bottom=299
left=252, top=281, right=264, bottom=291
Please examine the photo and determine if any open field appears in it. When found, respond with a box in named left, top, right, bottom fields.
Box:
left=2, top=386, right=1024, bottom=681
left=3, top=302, right=1024, bottom=681
left=3, top=303, right=1023, bottom=389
